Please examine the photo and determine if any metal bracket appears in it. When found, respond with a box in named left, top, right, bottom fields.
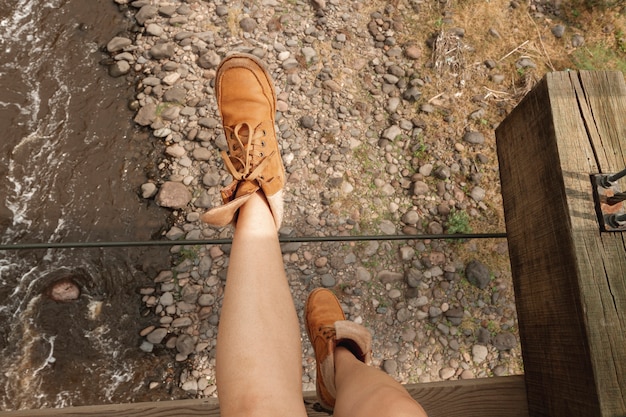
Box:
left=592, top=173, right=626, bottom=232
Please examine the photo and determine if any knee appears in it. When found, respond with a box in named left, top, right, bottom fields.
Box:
left=220, top=392, right=306, bottom=417
left=386, top=395, right=428, bottom=417
left=335, top=385, right=428, bottom=417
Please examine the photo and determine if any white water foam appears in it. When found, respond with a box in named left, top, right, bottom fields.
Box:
left=32, top=335, right=57, bottom=375
left=0, top=0, right=65, bottom=33
left=5, top=71, right=72, bottom=239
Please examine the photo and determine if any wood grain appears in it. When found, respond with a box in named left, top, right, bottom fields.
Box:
left=0, top=376, right=527, bottom=417
left=496, top=71, right=626, bottom=417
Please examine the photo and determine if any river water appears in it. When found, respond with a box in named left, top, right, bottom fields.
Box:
left=0, top=0, right=177, bottom=410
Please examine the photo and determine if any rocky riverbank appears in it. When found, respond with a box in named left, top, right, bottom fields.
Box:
left=103, top=0, right=598, bottom=398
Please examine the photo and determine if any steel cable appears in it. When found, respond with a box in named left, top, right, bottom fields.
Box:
left=0, top=232, right=508, bottom=251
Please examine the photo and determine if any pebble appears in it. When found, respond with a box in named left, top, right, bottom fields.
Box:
left=147, top=328, right=168, bottom=344
left=401, top=210, right=419, bottom=225
left=139, top=341, right=154, bottom=353
left=135, top=5, right=158, bottom=25
left=176, top=334, right=195, bottom=356
left=412, top=181, right=429, bottom=196
left=141, top=182, right=157, bottom=198
left=383, top=359, right=398, bottom=375
left=321, top=274, right=336, bottom=287
left=470, top=187, right=486, bottom=202
left=439, top=367, right=455, bottom=380
left=472, top=344, right=489, bottom=364
left=300, top=115, right=315, bottom=129
left=551, top=24, right=565, bottom=38
left=397, top=308, right=411, bottom=322
left=388, top=288, right=402, bottom=299
left=382, top=125, right=402, bottom=141
left=149, top=43, right=175, bottom=60
left=379, top=220, right=396, bottom=235
left=516, top=58, right=537, bottom=69
left=301, top=46, right=317, bottom=62
left=159, top=292, right=174, bottom=306
left=106, top=36, right=132, bottom=53
left=493, top=332, right=517, bottom=351
left=109, top=60, right=130, bottom=77
left=572, top=34, right=585, bottom=47
left=401, top=328, right=416, bottom=342
left=146, top=23, right=163, bottom=37
left=181, top=379, right=198, bottom=393
left=356, top=267, right=371, bottom=282
left=463, top=131, right=485, bottom=145
left=171, top=317, right=193, bottom=328
left=239, top=17, right=257, bottom=32
left=404, top=45, right=421, bottom=59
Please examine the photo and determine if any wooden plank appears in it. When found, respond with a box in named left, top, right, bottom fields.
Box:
left=407, top=376, right=528, bottom=417
left=495, top=71, right=626, bottom=417
left=0, top=376, right=527, bottom=417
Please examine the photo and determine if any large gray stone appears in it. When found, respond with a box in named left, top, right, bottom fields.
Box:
left=463, top=131, right=485, bottom=145
left=198, top=51, right=221, bottom=69
left=146, top=327, right=168, bottom=344
left=135, top=5, right=158, bottom=25
left=163, top=87, right=186, bottom=103
left=239, top=17, right=257, bottom=32
left=465, top=259, right=491, bottom=289
left=150, top=42, right=175, bottom=60
left=493, top=332, right=517, bottom=351
left=134, top=103, right=157, bottom=126
left=106, top=36, right=132, bottom=53
left=176, top=334, right=195, bottom=356
left=412, top=180, right=429, bottom=196
left=108, top=60, right=130, bottom=77
left=155, top=182, right=191, bottom=209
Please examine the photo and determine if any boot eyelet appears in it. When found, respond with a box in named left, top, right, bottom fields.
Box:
left=261, top=140, right=266, bottom=147
left=259, top=152, right=265, bottom=157
left=262, top=130, right=267, bottom=136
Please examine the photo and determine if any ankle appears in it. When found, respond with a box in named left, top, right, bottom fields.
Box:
left=335, top=341, right=360, bottom=361
left=334, top=345, right=358, bottom=364
left=236, top=191, right=276, bottom=232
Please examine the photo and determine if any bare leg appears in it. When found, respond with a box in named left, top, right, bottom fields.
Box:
left=333, top=347, right=428, bottom=417
left=216, top=191, right=307, bottom=417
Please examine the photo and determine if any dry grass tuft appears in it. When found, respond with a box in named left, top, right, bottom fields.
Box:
left=431, top=30, right=469, bottom=77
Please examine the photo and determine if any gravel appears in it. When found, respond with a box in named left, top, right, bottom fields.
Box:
left=109, top=0, right=525, bottom=398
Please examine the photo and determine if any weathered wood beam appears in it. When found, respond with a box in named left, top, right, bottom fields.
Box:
left=496, top=71, right=626, bottom=417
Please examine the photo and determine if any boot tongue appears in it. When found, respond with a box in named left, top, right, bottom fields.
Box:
left=234, top=180, right=259, bottom=199
left=233, top=124, right=251, bottom=145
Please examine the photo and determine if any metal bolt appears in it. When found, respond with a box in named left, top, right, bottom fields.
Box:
left=598, top=167, right=626, bottom=187
left=604, top=213, right=626, bottom=228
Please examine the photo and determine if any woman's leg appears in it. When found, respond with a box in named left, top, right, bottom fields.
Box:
left=215, top=191, right=307, bottom=417
left=333, top=346, right=428, bottom=417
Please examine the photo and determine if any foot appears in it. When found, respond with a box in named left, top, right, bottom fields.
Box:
left=305, top=288, right=372, bottom=411
left=201, top=53, right=285, bottom=229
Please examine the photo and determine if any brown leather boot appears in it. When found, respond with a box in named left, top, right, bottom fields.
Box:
left=305, top=288, right=372, bottom=411
left=201, top=53, right=285, bottom=229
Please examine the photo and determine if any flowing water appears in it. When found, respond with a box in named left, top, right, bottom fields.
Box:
left=0, top=0, right=176, bottom=410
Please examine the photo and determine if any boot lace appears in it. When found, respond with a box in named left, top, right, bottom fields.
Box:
left=318, top=326, right=337, bottom=341
left=221, top=122, right=275, bottom=182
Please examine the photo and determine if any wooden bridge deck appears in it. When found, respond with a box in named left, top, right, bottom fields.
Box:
left=0, top=376, right=527, bottom=417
